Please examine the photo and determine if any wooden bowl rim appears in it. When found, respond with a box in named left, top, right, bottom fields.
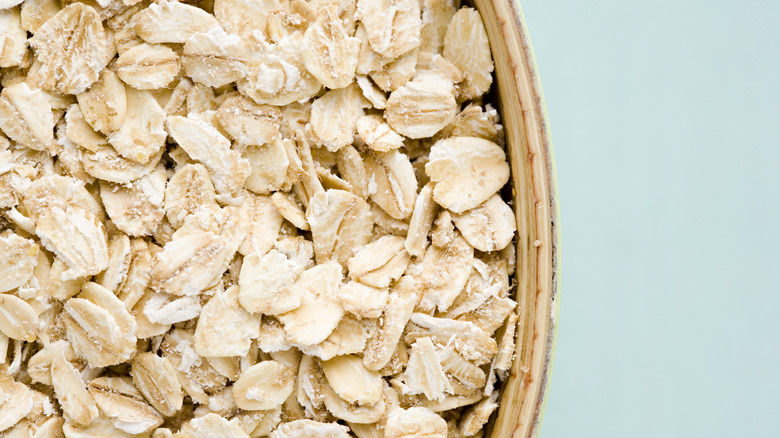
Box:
left=472, top=0, right=561, bottom=436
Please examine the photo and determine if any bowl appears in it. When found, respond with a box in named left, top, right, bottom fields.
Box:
left=473, top=0, right=560, bottom=436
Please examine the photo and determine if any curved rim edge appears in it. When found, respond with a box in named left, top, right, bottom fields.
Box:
left=476, top=0, right=561, bottom=435
left=510, top=1, right=561, bottom=436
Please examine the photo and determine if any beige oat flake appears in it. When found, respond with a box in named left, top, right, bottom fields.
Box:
left=384, top=407, right=447, bottom=438
left=306, top=189, right=373, bottom=266
left=82, top=144, right=164, bottom=184
left=243, top=137, right=291, bottom=194
left=194, top=285, right=260, bottom=357
left=216, top=95, right=282, bottom=146
left=116, top=43, right=181, bottom=90
left=0, top=293, right=38, bottom=342
left=356, top=114, right=404, bottom=152
left=64, top=103, right=108, bottom=152
left=163, top=163, right=218, bottom=230
left=87, top=376, right=164, bottom=434
left=451, top=193, right=517, bottom=252
left=51, top=353, right=99, bottom=427
left=443, top=8, right=494, bottom=100
left=385, top=77, right=457, bottom=139
left=425, top=136, right=510, bottom=213
left=232, top=360, right=295, bottom=411
left=100, top=166, right=166, bottom=236
left=183, top=27, right=249, bottom=88
left=347, top=235, right=410, bottom=288
left=0, top=231, right=39, bottom=293
left=310, top=84, right=369, bottom=152
left=239, top=34, right=322, bottom=106
left=270, top=419, right=350, bottom=438
left=238, top=250, right=299, bottom=313
left=76, top=69, right=128, bottom=135
left=364, top=149, right=418, bottom=220
left=63, top=282, right=138, bottom=367
left=302, top=5, right=360, bottom=90
left=23, top=175, right=109, bottom=280
left=0, top=82, right=56, bottom=153
left=166, top=115, right=251, bottom=194
left=357, top=0, right=421, bottom=58
left=131, top=353, right=184, bottom=417
left=29, top=3, right=110, bottom=94
left=277, top=262, right=344, bottom=347
left=135, top=0, right=220, bottom=44
left=321, top=355, right=383, bottom=405
left=0, top=8, right=27, bottom=69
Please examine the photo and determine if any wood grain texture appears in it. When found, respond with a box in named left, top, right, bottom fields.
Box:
left=472, top=0, right=560, bottom=436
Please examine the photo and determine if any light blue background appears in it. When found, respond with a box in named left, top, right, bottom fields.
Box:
left=519, top=0, right=780, bottom=436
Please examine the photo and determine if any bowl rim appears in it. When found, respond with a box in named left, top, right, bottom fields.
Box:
left=472, top=0, right=561, bottom=436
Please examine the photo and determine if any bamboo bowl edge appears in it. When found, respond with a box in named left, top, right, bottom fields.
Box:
left=473, top=0, right=560, bottom=436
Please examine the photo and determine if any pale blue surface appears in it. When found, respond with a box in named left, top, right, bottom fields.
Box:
left=519, top=0, right=780, bottom=436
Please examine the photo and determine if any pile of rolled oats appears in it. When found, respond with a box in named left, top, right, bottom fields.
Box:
left=0, top=0, right=519, bottom=437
